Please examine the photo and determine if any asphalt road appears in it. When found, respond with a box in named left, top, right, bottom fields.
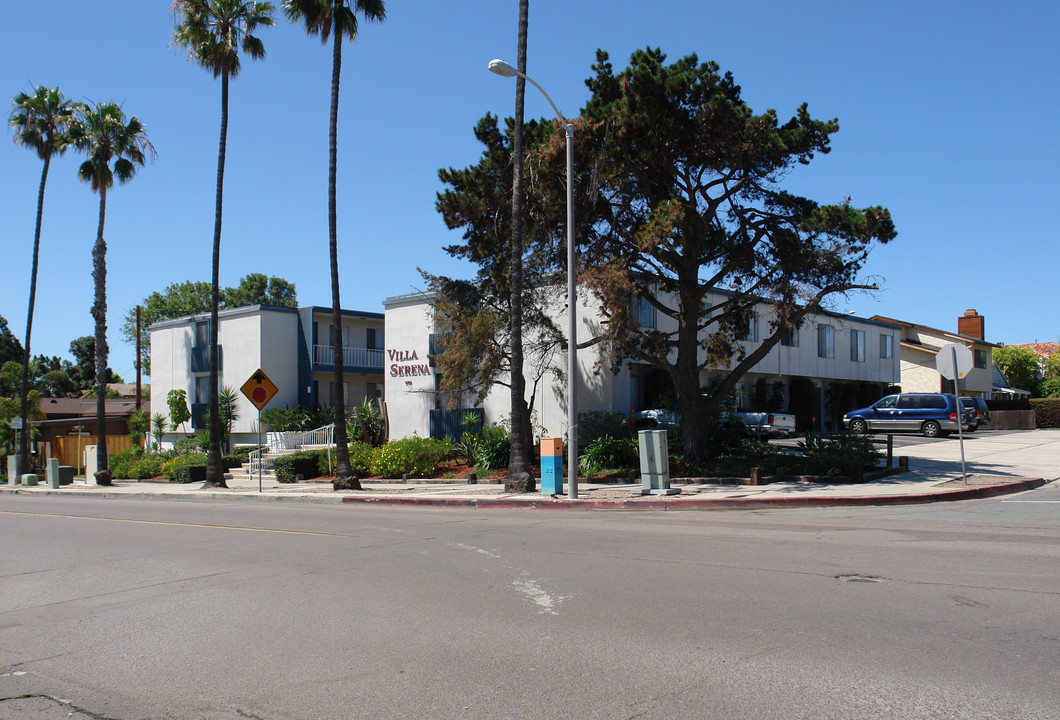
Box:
left=1, top=485, right=1058, bottom=720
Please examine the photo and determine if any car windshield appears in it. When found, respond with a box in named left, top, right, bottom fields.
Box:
left=875, top=396, right=898, bottom=409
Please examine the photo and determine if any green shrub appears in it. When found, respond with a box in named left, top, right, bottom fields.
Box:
left=163, top=453, right=208, bottom=483
left=371, top=437, right=451, bottom=478
left=795, top=433, right=881, bottom=477
left=1031, top=398, right=1060, bottom=428
left=475, top=425, right=510, bottom=471
left=110, top=448, right=168, bottom=480
left=229, top=445, right=264, bottom=460
left=579, top=435, right=638, bottom=475
left=348, top=442, right=374, bottom=476
left=274, top=451, right=325, bottom=483
left=578, top=411, right=633, bottom=447
left=173, top=436, right=200, bottom=454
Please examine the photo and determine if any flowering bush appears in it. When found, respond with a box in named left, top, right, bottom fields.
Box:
left=370, top=437, right=451, bottom=478
left=348, top=441, right=375, bottom=476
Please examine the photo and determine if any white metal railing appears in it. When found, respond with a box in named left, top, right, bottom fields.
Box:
left=247, top=424, right=335, bottom=473
left=313, top=345, right=384, bottom=369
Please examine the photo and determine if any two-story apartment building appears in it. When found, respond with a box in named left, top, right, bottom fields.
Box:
left=384, top=288, right=901, bottom=439
left=150, top=305, right=384, bottom=446
left=870, top=309, right=997, bottom=398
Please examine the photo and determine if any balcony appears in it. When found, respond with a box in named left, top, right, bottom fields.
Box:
left=313, top=345, right=384, bottom=373
left=190, top=345, right=223, bottom=374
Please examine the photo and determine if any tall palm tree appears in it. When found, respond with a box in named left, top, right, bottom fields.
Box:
left=505, top=0, right=534, bottom=493
left=70, top=101, right=154, bottom=485
left=282, top=0, right=386, bottom=491
left=8, top=86, right=78, bottom=480
left=173, top=0, right=275, bottom=488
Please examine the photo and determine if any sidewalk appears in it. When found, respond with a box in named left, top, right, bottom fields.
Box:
left=4, top=430, right=1058, bottom=510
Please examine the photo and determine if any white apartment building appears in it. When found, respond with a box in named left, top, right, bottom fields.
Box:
left=150, top=305, right=384, bottom=446
left=384, top=288, right=901, bottom=439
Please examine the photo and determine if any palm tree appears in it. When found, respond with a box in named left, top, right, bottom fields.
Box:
left=505, top=0, right=535, bottom=493
left=282, top=0, right=386, bottom=491
left=9, top=86, right=78, bottom=479
left=173, top=0, right=275, bottom=488
left=70, top=101, right=154, bottom=485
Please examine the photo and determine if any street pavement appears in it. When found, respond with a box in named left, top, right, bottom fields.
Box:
left=4, top=429, right=1059, bottom=509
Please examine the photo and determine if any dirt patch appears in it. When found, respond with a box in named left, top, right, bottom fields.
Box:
left=934, top=474, right=1030, bottom=487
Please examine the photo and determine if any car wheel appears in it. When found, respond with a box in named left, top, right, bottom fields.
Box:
left=922, top=420, right=941, bottom=438
left=849, top=418, right=868, bottom=434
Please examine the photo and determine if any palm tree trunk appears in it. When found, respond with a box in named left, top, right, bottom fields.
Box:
left=329, top=24, right=360, bottom=491
left=19, top=152, right=51, bottom=478
left=91, top=184, right=111, bottom=485
left=505, top=0, right=535, bottom=493
left=205, top=69, right=229, bottom=488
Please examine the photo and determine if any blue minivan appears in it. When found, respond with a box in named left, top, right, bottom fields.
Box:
left=843, top=393, right=972, bottom=438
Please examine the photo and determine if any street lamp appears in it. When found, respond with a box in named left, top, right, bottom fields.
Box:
left=488, top=58, right=579, bottom=499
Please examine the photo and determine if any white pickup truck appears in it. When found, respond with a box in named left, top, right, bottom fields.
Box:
left=734, top=411, right=797, bottom=438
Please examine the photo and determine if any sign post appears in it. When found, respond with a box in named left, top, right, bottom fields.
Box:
left=936, top=343, right=973, bottom=485
left=240, top=369, right=279, bottom=493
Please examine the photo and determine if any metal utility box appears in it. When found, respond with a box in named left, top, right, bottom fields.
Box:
left=637, top=430, right=679, bottom=495
left=540, top=437, right=563, bottom=495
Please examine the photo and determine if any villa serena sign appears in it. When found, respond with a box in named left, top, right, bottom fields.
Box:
left=389, top=349, right=431, bottom=378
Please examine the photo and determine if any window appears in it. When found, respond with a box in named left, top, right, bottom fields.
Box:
left=974, top=349, right=987, bottom=369
left=637, top=295, right=655, bottom=329
left=195, top=321, right=209, bottom=347
left=781, top=326, right=799, bottom=347
left=328, top=381, right=349, bottom=407
left=880, top=334, right=894, bottom=359
left=818, top=325, right=835, bottom=358
left=851, top=329, right=866, bottom=362
left=367, top=327, right=383, bottom=350
left=195, top=377, right=209, bottom=404
left=366, top=382, right=381, bottom=402
left=329, top=324, right=349, bottom=348
left=747, top=313, right=759, bottom=343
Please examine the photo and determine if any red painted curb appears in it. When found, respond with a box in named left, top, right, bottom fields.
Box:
left=341, top=477, right=1048, bottom=511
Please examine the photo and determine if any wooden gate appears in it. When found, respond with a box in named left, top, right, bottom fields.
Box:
left=51, top=435, right=134, bottom=470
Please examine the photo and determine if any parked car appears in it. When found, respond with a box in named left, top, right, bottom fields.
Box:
left=634, top=407, right=796, bottom=438
left=731, top=411, right=797, bottom=438
left=959, top=396, right=990, bottom=431
left=633, top=408, right=680, bottom=429
left=842, top=393, right=973, bottom=438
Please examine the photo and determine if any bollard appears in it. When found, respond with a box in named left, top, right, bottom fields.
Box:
left=898, top=456, right=909, bottom=471
left=745, top=467, right=762, bottom=486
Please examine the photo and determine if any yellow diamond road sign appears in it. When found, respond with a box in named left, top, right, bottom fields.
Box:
left=241, top=369, right=278, bottom=411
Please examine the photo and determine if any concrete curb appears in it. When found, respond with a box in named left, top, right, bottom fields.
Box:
left=340, top=477, right=1049, bottom=511
left=3, top=477, right=1048, bottom=510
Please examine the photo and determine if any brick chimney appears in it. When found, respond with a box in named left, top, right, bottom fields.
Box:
left=958, top=309, right=984, bottom=340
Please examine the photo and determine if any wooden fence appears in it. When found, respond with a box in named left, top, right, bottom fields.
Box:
left=988, top=410, right=1036, bottom=430
left=51, top=435, right=135, bottom=471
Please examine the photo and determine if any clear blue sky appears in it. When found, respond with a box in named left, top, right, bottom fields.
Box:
left=3, top=1, right=1058, bottom=384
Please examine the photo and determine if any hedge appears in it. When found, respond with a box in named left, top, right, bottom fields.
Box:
left=1030, top=398, right=1060, bottom=428
left=273, top=450, right=332, bottom=483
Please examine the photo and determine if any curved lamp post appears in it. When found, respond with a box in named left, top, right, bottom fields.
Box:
left=488, top=58, right=578, bottom=499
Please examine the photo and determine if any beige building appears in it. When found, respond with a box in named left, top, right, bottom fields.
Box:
left=871, top=310, right=997, bottom=398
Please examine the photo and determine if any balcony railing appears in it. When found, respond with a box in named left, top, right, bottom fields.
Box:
left=313, top=344, right=384, bottom=371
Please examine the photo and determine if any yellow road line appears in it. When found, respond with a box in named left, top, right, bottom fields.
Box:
left=0, top=510, right=342, bottom=537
